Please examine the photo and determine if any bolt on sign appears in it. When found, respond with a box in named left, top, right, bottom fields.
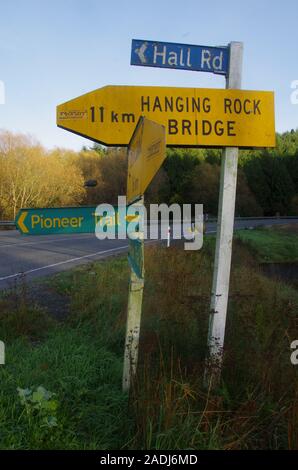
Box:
left=57, top=85, right=275, bottom=148
left=127, top=116, right=166, bottom=204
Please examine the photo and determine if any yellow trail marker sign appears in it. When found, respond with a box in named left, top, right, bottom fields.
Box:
left=127, top=117, right=166, bottom=204
left=57, top=85, right=275, bottom=148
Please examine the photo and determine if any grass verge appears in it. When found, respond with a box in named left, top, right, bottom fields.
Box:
left=235, top=225, right=298, bottom=262
left=0, top=234, right=297, bottom=449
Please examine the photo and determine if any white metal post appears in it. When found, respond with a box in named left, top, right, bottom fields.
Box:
left=206, top=42, right=243, bottom=386
left=122, top=197, right=145, bottom=392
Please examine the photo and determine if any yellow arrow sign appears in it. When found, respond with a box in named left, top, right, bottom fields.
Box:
left=125, top=214, right=140, bottom=222
left=127, top=117, right=166, bottom=204
left=17, top=211, right=29, bottom=234
left=57, top=85, right=275, bottom=148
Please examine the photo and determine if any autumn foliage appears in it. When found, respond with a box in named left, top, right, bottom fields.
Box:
left=0, top=128, right=298, bottom=220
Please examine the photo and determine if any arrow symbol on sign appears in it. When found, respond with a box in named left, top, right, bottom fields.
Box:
left=125, top=214, right=140, bottom=222
left=17, top=211, right=29, bottom=234
left=135, top=42, right=147, bottom=64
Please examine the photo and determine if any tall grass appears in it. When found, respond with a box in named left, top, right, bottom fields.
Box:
left=0, top=238, right=297, bottom=449
left=129, top=243, right=298, bottom=449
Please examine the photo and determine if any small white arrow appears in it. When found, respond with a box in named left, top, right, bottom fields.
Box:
left=135, top=42, right=147, bottom=64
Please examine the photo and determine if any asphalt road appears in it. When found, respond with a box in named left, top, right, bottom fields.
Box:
left=0, top=218, right=297, bottom=290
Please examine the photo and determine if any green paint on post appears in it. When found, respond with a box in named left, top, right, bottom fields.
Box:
left=128, top=238, right=144, bottom=279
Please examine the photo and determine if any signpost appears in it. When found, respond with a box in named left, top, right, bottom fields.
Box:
left=131, top=39, right=229, bottom=75
left=206, top=42, right=243, bottom=387
left=16, top=207, right=98, bottom=235
left=56, top=38, right=276, bottom=392
left=128, top=39, right=275, bottom=389
left=15, top=206, right=121, bottom=236
left=123, top=197, right=145, bottom=392
left=57, top=86, right=275, bottom=148
left=123, top=118, right=166, bottom=392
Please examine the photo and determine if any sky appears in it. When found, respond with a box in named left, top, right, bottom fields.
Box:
left=0, top=0, right=297, bottom=150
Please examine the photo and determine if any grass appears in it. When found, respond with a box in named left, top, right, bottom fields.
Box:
left=0, top=230, right=297, bottom=449
left=0, top=327, right=130, bottom=449
left=235, top=225, right=298, bottom=262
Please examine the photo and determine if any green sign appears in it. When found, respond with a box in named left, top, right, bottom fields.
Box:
left=15, top=206, right=124, bottom=235
left=15, top=205, right=143, bottom=236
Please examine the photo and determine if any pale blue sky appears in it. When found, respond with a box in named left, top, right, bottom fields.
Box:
left=0, top=0, right=297, bottom=150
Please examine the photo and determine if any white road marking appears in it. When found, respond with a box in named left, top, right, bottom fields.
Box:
left=0, top=244, right=129, bottom=281
left=0, top=233, right=94, bottom=249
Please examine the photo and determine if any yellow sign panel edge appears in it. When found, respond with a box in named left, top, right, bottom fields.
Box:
left=127, top=116, right=166, bottom=205
left=127, top=116, right=144, bottom=205
left=128, top=115, right=144, bottom=150
left=57, top=86, right=276, bottom=149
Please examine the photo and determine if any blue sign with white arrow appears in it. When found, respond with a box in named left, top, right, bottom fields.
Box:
left=131, top=39, right=229, bottom=75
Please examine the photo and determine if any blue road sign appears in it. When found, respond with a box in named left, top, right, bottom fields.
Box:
left=131, top=39, right=229, bottom=75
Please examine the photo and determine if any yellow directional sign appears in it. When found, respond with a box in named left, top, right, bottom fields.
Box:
left=57, top=85, right=275, bottom=148
left=127, top=117, right=166, bottom=204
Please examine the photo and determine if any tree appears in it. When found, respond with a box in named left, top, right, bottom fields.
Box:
left=243, top=153, right=295, bottom=215
left=97, top=148, right=127, bottom=204
left=76, top=149, right=104, bottom=205
left=0, top=131, right=85, bottom=219
left=164, top=148, right=202, bottom=204
left=189, top=162, right=220, bottom=215
left=235, top=169, right=263, bottom=217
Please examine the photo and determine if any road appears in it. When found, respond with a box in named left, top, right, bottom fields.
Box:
left=0, top=218, right=297, bottom=290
